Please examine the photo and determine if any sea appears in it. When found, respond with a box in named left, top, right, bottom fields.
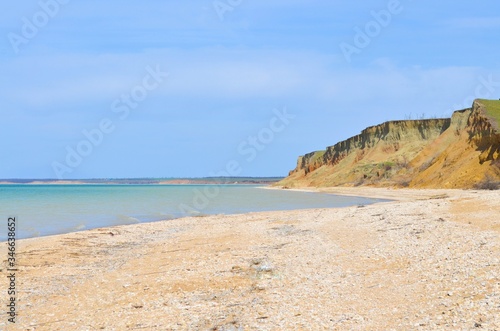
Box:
left=0, top=184, right=387, bottom=241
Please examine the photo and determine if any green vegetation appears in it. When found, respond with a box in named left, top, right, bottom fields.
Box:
left=379, top=161, right=395, bottom=169
left=478, top=99, right=500, bottom=128
left=310, top=150, right=326, bottom=162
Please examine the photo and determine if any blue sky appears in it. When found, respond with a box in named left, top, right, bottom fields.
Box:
left=1, top=0, right=500, bottom=179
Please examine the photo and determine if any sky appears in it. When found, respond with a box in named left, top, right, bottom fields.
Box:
left=1, top=0, right=500, bottom=179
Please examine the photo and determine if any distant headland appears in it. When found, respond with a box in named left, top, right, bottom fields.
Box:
left=0, top=177, right=284, bottom=185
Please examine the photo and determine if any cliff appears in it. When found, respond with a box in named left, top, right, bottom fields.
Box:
left=279, top=99, right=500, bottom=189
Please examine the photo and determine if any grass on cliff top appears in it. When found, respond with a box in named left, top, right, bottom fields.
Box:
left=478, top=99, right=500, bottom=128
left=310, top=150, right=326, bottom=162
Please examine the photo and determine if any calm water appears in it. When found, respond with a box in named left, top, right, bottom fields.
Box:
left=0, top=185, right=387, bottom=241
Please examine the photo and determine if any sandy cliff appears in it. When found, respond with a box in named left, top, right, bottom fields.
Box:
left=279, top=99, right=500, bottom=189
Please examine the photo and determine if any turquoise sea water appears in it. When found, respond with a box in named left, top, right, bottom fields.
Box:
left=0, top=185, right=387, bottom=241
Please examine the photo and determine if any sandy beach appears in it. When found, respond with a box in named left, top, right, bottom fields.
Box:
left=1, top=188, right=499, bottom=330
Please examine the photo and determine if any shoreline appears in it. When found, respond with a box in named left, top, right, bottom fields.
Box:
left=1, top=187, right=499, bottom=330
left=263, top=185, right=468, bottom=201
left=1, top=186, right=388, bottom=243
left=11, top=187, right=482, bottom=245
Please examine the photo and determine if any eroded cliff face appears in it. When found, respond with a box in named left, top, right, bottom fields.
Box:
left=280, top=100, right=500, bottom=189
left=325, top=119, right=450, bottom=167
left=292, top=150, right=326, bottom=176
left=468, top=102, right=500, bottom=163
left=409, top=100, right=500, bottom=188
